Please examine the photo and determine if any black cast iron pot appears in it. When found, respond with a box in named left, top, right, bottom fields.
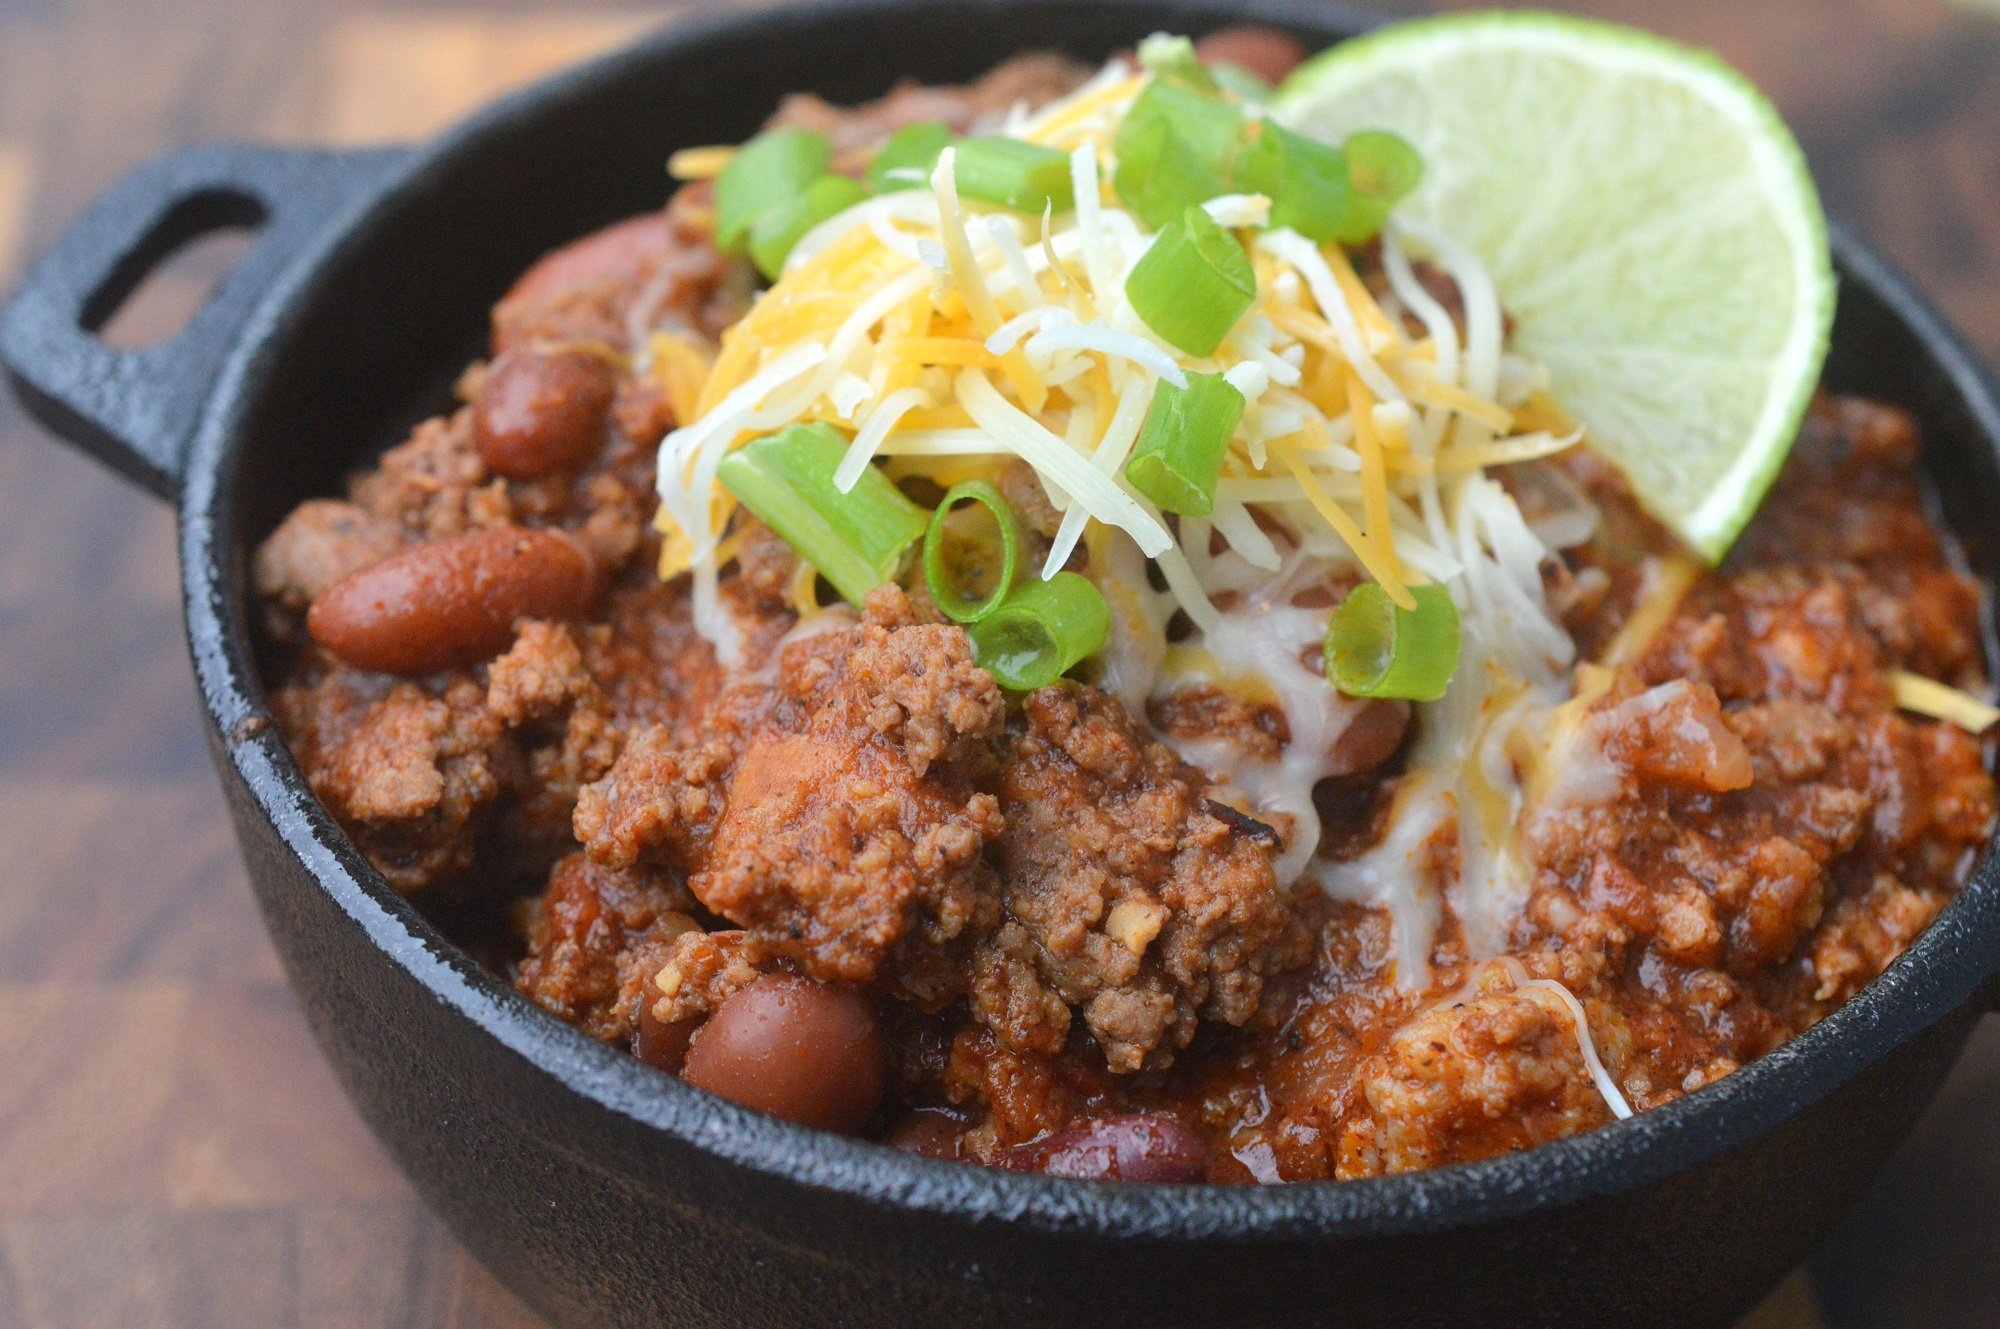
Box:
left=6, top=2, right=2000, bottom=1325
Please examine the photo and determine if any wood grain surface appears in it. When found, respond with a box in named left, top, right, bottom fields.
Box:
left=1, top=2, right=1997, bottom=1325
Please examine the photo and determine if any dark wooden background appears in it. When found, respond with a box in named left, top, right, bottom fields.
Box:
left=1, top=1, right=1996, bottom=1324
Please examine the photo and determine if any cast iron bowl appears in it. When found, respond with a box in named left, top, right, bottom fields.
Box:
left=5, top=1, right=1999, bottom=1325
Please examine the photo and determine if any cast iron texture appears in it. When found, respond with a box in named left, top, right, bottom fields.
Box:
left=5, top=2, right=2000, bottom=1326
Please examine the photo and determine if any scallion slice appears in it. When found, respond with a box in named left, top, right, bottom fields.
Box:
left=1124, top=372, right=1246, bottom=516
left=716, top=422, right=927, bottom=608
left=1113, top=78, right=1242, bottom=228
left=1325, top=582, right=1460, bottom=702
left=869, top=120, right=953, bottom=194
left=1113, top=117, right=1227, bottom=233
left=1125, top=205, right=1256, bottom=357
left=1136, top=33, right=1221, bottom=93
left=1208, top=63, right=1273, bottom=103
left=715, top=129, right=831, bottom=254
left=968, top=572, right=1111, bottom=691
left=951, top=137, right=1076, bottom=214
left=748, top=174, right=869, bottom=280
left=923, top=480, right=1021, bottom=623
left=1331, top=129, right=1424, bottom=244
left=1238, top=121, right=1352, bottom=244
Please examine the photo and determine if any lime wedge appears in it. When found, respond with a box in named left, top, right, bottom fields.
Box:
left=1273, top=12, right=1834, bottom=561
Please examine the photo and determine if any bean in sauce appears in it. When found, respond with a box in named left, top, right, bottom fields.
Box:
left=473, top=349, right=617, bottom=478
left=1194, top=26, right=1309, bottom=85
left=679, top=976, right=887, bottom=1135
left=307, top=526, right=604, bottom=675
left=993, top=1114, right=1208, bottom=1182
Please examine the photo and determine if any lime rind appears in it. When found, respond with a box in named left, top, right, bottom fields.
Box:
left=1274, top=11, right=1835, bottom=562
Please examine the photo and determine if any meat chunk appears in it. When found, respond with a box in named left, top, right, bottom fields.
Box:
left=988, top=684, right=1309, bottom=1071
left=573, top=724, right=734, bottom=871
left=351, top=409, right=512, bottom=543
left=253, top=499, right=403, bottom=636
left=1337, top=981, right=1616, bottom=1178
left=1524, top=669, right=1873, bottom=985
left=486, top=620, right=594, bottom=726
left=689, top=588, right=1007, bottom=992
left=647, top=928, right=769, bottom=1027
left=278, top=675, right=509, bottom=892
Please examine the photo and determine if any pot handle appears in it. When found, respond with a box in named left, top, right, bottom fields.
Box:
left=0, top=142, right=409, bottom=500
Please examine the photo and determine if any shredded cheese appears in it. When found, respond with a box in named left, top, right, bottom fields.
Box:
left=667, top=145, right=735, bottom=180
left=1892, top=669, right=2000, bottom=733
left=1601, top=554, right=1702, bottom=668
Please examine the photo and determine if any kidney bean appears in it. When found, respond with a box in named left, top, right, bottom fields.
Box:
left=1327, top=698, right=1412, bottom=777
left=498, top=214, right=673, bottom=345
left=883, top=1108, right=970, bottom=1161
left=1195, top=27, right=1309, bottom=85
left=992, top=1114, right=1208, bottom=1183
left=307, top=526, right=604, bottom=675
left=679, top=976, right=886, bottom=1135
left=473, top=350, right=617, bottom=478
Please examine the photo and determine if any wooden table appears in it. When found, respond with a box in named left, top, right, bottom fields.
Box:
left=0, top=1, right=1995, bottom=1324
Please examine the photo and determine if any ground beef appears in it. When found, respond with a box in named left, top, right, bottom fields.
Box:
left=254, top=498, right=405, bottom=639
left=989, top=684, right=1309, bottom=1071
left=275, top=672, right=511, bottom=892
left=1336, top=980, right=1616, bottom=1178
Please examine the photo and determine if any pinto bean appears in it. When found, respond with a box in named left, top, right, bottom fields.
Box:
left=473, top=349, right=617, bottom=477
left=1195, top=26, right=1309, bottom=85
left=307, top=526, right=604, bottom=675
left=679, top=976, right=886, bottom=1134
left=992, top=1113, right=1207, bottom=1183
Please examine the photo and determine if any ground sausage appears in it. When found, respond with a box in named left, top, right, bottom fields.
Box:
left=473, top=349, right=618, bottom=477
left=679, top=976, right=888, bottom=1134
left=308, top=526, right=604, bottom=675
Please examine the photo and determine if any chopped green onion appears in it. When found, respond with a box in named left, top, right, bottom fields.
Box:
left=1135, top=33, right=1220, bottom=94
left=1331, top=129, right=1424, bottom=244
left=1238, top=121, right=1352, bottom=244
left=1125, top=372, right=1246, bottom=516
left=715, top=129, right=830, bottom=254
left=951, top=137, right=1075, bottom=214
left=923, top=480, right=1021, bottom=623
left=1125, top=205, right=1257, bottom=357
left=716, top=422, right=927, bottom=608
left=1207, top=63, right=1273, bottom=103
left=747, top=174, right=869, bottom=280
left=968, top=572, right=1111, bottom=691
left=1113, top=78, right=1242, bottom=228
left=869, top=120, right=952, bottom=194
left=1113, top=118, right=1226, bottom=233
left=1325, top=582, right=1460, bottom=702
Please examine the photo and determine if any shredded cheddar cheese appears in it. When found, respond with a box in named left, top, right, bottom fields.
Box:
left=1892, top=669, right=2000, bottom=733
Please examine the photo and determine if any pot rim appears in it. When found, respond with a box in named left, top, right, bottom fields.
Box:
left=174, top=0, right=2000, bottom=1243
